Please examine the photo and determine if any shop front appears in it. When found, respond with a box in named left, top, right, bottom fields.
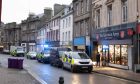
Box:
left=98, top=44, right=130, bottom=69
left=92, top=23, right=135, bottom=70
left=73, top=36, right=91, bottom=57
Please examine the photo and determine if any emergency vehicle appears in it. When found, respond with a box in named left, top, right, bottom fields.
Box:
left=62, top=51, right=93, bottom=73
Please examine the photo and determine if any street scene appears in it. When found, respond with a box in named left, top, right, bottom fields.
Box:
left=0, top=53, right=139, bottom=84
left=0, top=0, right=140, bottom=84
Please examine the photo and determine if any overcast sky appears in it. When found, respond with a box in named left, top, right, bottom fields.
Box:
left=1, top=0, right=72, bottom=24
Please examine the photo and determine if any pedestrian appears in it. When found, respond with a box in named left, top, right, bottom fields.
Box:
left=96, top=52, right=100, bottom=67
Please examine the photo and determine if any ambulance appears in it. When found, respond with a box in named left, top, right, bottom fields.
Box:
left=62, top=51, right=93, bottom=73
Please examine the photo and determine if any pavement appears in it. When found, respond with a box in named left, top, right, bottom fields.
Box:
left=93, top=66, right=140, bottom=83
left=0, top=60, right=41, bottom=84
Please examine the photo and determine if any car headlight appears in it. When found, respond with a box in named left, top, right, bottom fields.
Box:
left=90, top=60, right=93, bottom=65
left=74, top=60, right=79, bottom=65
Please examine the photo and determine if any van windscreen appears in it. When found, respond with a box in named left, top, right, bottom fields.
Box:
left=72, top=53, right=89, bottom=59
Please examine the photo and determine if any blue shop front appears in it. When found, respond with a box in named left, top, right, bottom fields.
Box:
left=73, top=36, right=91, bottom=57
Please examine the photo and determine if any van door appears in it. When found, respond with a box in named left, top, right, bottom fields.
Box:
left=63, top=54, right=70, bottom=69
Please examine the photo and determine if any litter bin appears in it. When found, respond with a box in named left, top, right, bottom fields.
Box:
left=8, top=58, right=23, bottom=69
left=8, top=58, right=12, bottom=68
left=17, top=59, right=24, bottom=69
left=8, top=58, right=18, bottom=68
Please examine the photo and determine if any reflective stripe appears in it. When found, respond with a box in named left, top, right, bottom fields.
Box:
left=68, top=59, right=71, bottom=63
left=71, top=58, right=74, bottom=64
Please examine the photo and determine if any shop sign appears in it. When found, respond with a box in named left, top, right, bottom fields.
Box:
left=95, top=28, right=133, bottom=40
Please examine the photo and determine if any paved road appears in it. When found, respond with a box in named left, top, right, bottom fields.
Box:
left=0, top=54, right=139, bottom=84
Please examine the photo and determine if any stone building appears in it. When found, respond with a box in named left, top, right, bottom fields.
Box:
left=3, top=22, right=21, bottom=53
left=0, top=22, right=5, bottom=52
left=45, top=4, right=66, bottom=48
left=73, top=0, right=92, bottom=56
left=21, top=8, right=52, bottom=52
left=60, top=4, right=73, bottom=49
left=91, top=0, right=140, bottom=71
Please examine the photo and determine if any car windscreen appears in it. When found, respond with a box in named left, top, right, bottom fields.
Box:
left=29, top=52, right=36, bottom=54
left=17, top=48, right=23, bottom=51
left=57, top=48, right=72, bottom=51
left=72, top=52, right=89, bottom=59
left=44, top=50, right=51, bottom=54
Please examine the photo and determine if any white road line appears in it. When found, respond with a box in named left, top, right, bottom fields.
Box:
left=25, top=67, right=48, bottom=84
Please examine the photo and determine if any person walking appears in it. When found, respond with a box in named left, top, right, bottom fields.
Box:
left=96, top=52, right=100, bottom=67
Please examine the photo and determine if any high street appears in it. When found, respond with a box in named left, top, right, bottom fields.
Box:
left=0, top=54, right=139, bottom=84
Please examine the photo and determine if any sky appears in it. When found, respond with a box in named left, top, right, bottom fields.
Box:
left=1, top=0, right=72, bottom=24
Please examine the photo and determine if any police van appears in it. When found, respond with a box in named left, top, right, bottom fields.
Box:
left=62, top=51, right=93, bottom=73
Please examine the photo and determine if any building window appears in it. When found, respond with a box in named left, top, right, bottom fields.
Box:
left=81, top=0, right=84, bottom=14
left=69, top=17, right=71, bottom=27
left=75, top=22, right=79, bottom=37
left=107, top=5, right=112, bottom=26
left=80, top=21, right=84, bottom=36
left=85, top=19, right=89, bottom=35
left=98, top=44, right=128, bottom=66
left=121, top=45, right=128, bottom=66
left=66, top=18, right=68, bottom=28
left=76, top=3, right=79, bottom=16
left=86, top=0, right=89, bottom=12
left=68, top=31, right=70, bottom=41
left=65, top=32, right=67, bottom=42
left=63, top=32, right=64, bottom=42
left=109, top=45, right=115, bottom=64
left=63, top=20, right=65, bottom=28
left=96, top=9, right=100, bottom=28
left=122, top=0, right=128, bottom=22
left=115, top=45, right=121, bottom=64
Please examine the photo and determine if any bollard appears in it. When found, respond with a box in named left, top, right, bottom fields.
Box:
left=59, top=76, right=64, bottom=84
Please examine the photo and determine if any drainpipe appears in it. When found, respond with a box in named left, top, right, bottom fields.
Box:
left=137, top=0, right=140, bottom=64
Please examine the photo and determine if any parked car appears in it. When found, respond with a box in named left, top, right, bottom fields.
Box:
left=36, top=50, right=51, bottom=64
left=26, top=51, right=37, bottom=59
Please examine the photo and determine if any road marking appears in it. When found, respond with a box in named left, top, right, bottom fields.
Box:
left=26, top=68, right=48, bottom=84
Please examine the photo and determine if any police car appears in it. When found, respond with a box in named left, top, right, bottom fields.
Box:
left=62, top=51, right=93, bottom=73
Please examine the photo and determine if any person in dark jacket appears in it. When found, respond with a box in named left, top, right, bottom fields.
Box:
left=96, top=52, right=100, bottom=67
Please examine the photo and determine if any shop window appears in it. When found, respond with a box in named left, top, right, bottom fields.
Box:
left=98, top=45, right=102, bottom=53
left=109, top=45, right=115, bottom=64
left=121, top=45, right=128, bottom=66
left=115, top=45, right=121, bottom=64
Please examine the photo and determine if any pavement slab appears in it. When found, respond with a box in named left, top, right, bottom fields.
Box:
left=0, top=66, right=41, bottom=84
left=93, top=66, right=140, bottom=83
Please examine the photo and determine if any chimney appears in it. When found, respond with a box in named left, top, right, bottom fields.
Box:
left=54, top=4, right=66, bottom=16
left=44, top=7, right=52, bottom=19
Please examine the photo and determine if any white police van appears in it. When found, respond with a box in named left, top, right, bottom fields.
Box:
left=62, top=51, right=93, bottom=73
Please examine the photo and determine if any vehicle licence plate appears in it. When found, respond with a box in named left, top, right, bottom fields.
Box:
left=82, top=67, right=88, bottom=68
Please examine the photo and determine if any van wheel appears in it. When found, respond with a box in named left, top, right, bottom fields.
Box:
left=71, top=66, right=75, bottom=73
left=62, top=64, right=64, bottom=69
left=88, top=69, right=92, bottom=73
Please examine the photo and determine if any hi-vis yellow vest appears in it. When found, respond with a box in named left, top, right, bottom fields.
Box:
left=63, top=55, right=74, bottom=65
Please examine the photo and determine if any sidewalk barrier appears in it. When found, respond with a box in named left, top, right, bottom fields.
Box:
left=8, top=58, right=24, bottom=69
left=59, top=76, right=64, bottom=84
